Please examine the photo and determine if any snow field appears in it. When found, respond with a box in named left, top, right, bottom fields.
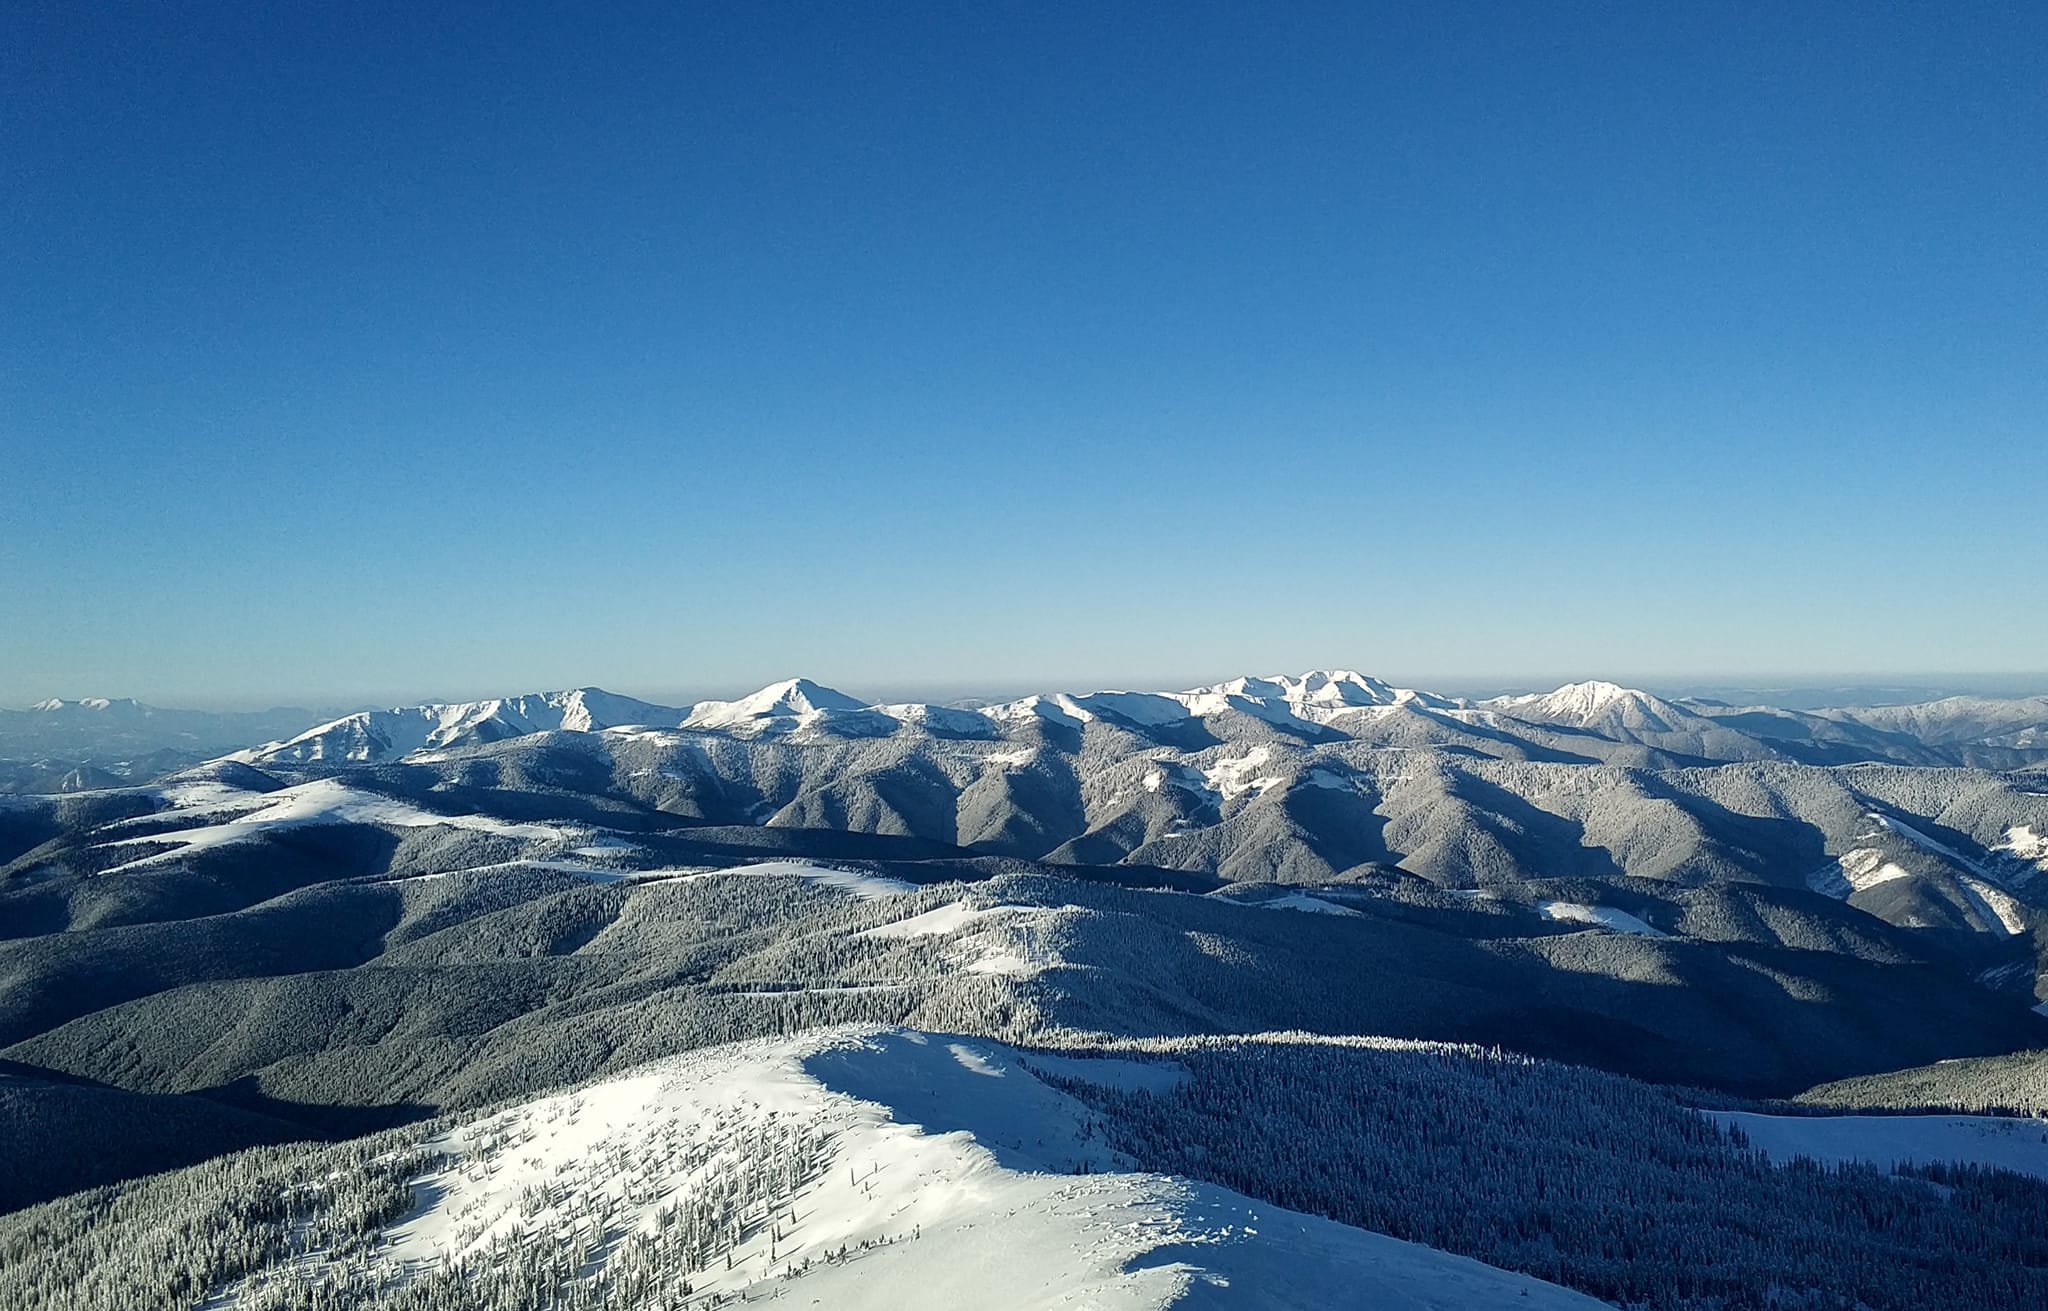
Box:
left=230, top=1028, right=1609, bottom=1310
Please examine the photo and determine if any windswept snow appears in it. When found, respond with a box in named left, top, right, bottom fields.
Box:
left=683, top=678, right=869, bottom=730
left=97, top=779, right=580, bottom=872
left=289, top=1028, right=1607, bottom=1311
left=1491, top=681, right=1639, bottom=716
left=848, top=898, right=1069, bottom=977
left=1708, top=1110, right=2048, bottom=1183
left=963, top=949, right=1036, bottom=976
left=1998, top=825, right=2048, bottom=862
left=1057, top=691, right=1198, bottom=727
left=1259, top=892, right=1364, bottom=917
left=978, top=670, right=1458, bottom=733
left=241, top=689, right=678, bottom=763
left=153, top=779, right=278, bottom=811
left=428, top=858, right=700, bottom=885
left=1486, top=680, right=1685, bottom=729
left=1536, top=902, right=1666, bottom=937
left=855, top=900, right=1027, bottom=940
left=979, top=694, right=1090, bottom=731
left=1201, top=747, right=1283, bottom=800
left=682, top=861, right=918, bottom=900
left=1805, top=813, right=2037, bottom=931
left=1957, top=876, right=2029, bottom=935
left=1810, top=847, right=1915, bottom=898
left=1992, top=825, right=2048, bottom=884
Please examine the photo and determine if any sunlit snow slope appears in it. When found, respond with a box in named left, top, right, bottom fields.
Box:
left=227, top=1027, right=1609, bottom=1310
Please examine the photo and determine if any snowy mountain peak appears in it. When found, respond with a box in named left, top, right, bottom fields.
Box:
left=1293, top=669, right=1405, bottom=705
left=1535, top=680, right=1640, bottom=715
left=238, top=687, right=682, bottom=764
left=1197, top=670, right=1457, bottom=715
left=683, top=678, right=869, bottom=729
left=1488, top=680, right=1695, bottom=731
left=30, top=696, right=139, bottom=714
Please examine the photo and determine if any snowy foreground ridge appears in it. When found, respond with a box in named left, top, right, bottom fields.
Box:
left=230, top=1027, right=1607, bottom=1310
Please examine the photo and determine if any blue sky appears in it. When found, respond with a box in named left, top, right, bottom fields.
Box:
left=5, top=3, right=2042, bottom=707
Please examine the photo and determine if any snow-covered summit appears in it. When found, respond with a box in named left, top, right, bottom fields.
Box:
left=1487, top=680, right=1693, bottom=731
left=241, top=687, right=681, bottom=763
left=1203, top=669, right=1462, bottom=714
left=682, top=678, right=869, bottom=729
left=980, top=670, right=1462, bottom=730
left=29, top=696, right=141, bottom=714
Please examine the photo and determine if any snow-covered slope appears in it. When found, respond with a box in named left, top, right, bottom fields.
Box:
left=1829, top=696, right=2048, bottom=749
left=1487, top=680, right=1716, bottom=737
left=93, top=776, right=586, bottom=873
left=682, top=677, right=872, bottom=730
left=224, top=1027, right=1607, bottom=1310
left=981, top=669, right=1462, bottom=732
left=242, top=688, right=682, bottom=763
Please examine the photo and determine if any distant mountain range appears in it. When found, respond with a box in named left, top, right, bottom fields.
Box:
left=129, top=670, right=2026, bottom=940
left=115, top=669, right=2036, bottom=770
left=10, top=672, right=2046, bottom=774
left=0, top=698, right=328, bottom=793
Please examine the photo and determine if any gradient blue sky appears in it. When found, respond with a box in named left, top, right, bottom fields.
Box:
left=5, top=3, right=2043, bottom=707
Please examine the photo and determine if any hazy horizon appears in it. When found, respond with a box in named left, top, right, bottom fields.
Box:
left=14, top=668, right=2048, bottom=717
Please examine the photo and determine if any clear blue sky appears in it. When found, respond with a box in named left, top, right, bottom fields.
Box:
left=5, top=2, right=2043, bottom=707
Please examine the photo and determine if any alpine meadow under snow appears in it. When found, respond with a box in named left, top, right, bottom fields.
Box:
left=5, top=671, right=2048, bottom=1309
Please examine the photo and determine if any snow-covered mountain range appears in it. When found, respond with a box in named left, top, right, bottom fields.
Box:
left=190, top=668, right=2048, bottom=768
left=9, top=666, right=2048, bottom=1308
left=171, top=671, right=2044, bottom=941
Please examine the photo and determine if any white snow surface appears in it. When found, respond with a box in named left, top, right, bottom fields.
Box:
left=1535, top=902, right=1666, bottom=937
left=1484, top=680, right=1692, bottom=731
left=1805, top=812, right=2036, bottom=931
left=241, top=688, right=677, bottom=763
left=1998, top=824, right=2048, bottom=861
left=1958, top=876, right=2029, bottom=935
left=1992, top=825, right=2048, bottom=884
left=683, top=678, right=870, bottom=730
left=681, top=861, right=918, bottom=900
left=97, top=779, right=580, bottom=872
left=977, top=670, right=1460, bottom=733
left=1200, top=747, right=1283, bottom=800
left=850, top=897, right=1073, bottom=977
left=854, top=900, right=1030, bottom=939
left=331, top=1027, right=1608, bottom=1311
left=1708, top=1110, right=2048, bottom=1183
left=1258, top=892, right=1364, bottom=917
left=1810, top=846, right=1915, bottom=898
